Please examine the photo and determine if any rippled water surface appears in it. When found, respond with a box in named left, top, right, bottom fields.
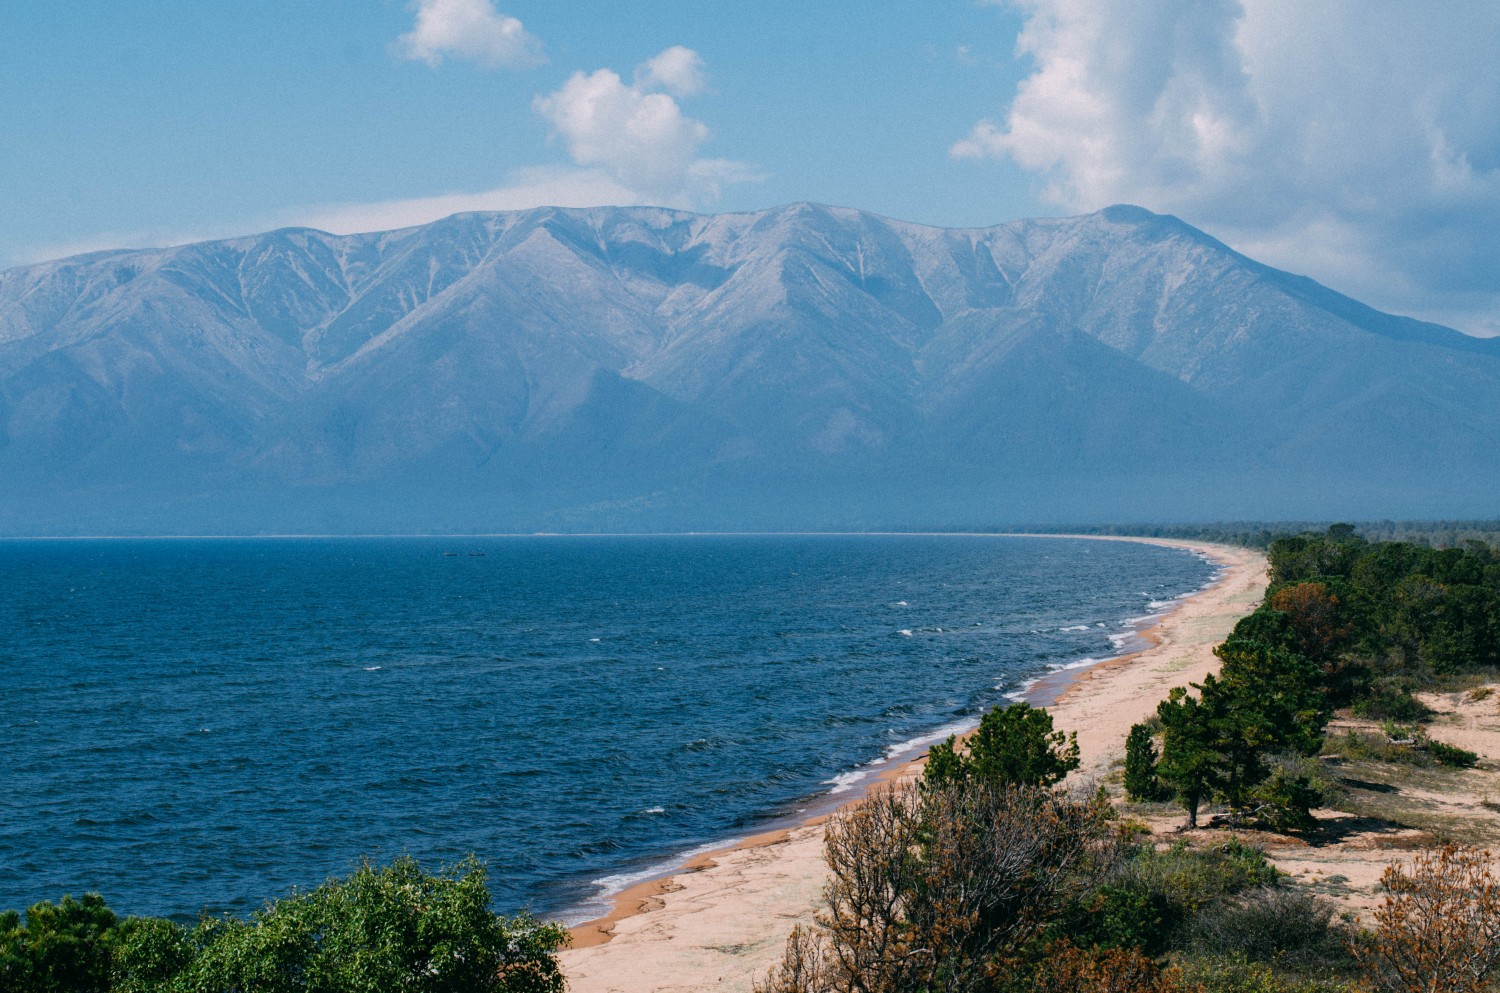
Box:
left=0, top=534, right=1213, bottom=920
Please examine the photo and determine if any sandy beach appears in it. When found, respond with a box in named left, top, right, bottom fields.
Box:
left=560, top=537, right=1269, bottom=993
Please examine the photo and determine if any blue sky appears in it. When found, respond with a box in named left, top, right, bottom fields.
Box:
left=4, top=1, right=1497, bottom=336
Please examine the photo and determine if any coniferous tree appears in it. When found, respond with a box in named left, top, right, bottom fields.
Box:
left=1123, top=723, right=1166, bottom=802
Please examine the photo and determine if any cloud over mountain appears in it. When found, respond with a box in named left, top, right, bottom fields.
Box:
left=958, top=0, right=1500, bottom=336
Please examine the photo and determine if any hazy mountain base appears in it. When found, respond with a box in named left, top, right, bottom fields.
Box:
left=3, top=203, right=1499, bottom=535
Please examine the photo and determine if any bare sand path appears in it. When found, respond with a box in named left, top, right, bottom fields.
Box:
left=560, top=537, right=1269, bottom=993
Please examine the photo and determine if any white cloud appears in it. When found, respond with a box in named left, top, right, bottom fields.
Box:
left=291, top=167, right=643, bottom=235
left=958, top=0, right=1500, bottom=336
left=533, top=47, right=758, bottom=205
left=10, top=48, right=760, bottom=261
left=636, top=45, right=707, bottom=97
left=393, top=0, right=542, bottom=69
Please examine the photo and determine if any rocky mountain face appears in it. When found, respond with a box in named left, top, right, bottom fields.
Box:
left=1, top=202, right=1496, bottom=533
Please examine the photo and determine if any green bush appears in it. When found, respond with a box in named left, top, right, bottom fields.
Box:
left=1326, top=727, right=1478, bottom=769
left=109, top=917, right=193, bottom=993
left=1246, top=767, right=1323, bottom=832
left=1350, top=682, right=1432, bottom=722
left=1177, top=955, right=1357, bottom=993
left=1426, top=738, right=1480, bottom=768
left=179, top=856, right=566, bottom=993
left=1056, top=884, right=1173, bottom=957
left=1059, top=839, right=1282, bottom=956
left=1325, top=728, right=1431, bottom=766
left=1183, top=887, right=1355, bottom=972
left=0, top=857, right=568, bottom=993
left=0, top=893, right=119, bottom=993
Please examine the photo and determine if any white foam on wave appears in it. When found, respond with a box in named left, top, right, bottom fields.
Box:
left=363, top=666, right=382, bottom=671
left=573, top=836, right=742, bottom=925
left=897, top=629, right=913, bottom=637
left=822, top=769, right=866, bottom=794
left=642, top=806, right=665, bottom=815
left=819, top=717, right=975, bottom=798
left=1059, top=624, right=1091, bottom=632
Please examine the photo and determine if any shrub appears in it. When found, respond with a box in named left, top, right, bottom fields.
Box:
left=179, top=856, right=567, bottom=993
left=1326, top=729, right=1431, bottom=767
left=1033, top=941, right=1190, bottom=993
left=1351, top=683, right=1433, bottom=722
left=1426, top=739, right=1480, bottom=769
left=1183, top=887, right=1354, bottom=971
left=1055, top=839, right=1282, bottom=957
left=1116, top=839, right=1280, bottom=924
left=757, top=779, right=1117, bottom=993
left=1246, top=767, right=1323, bottom=832
left=1178, top=955, right=1357, bottom=993
left=1057, top=884, right=1173, bottom=957
left=1328, top=727, right=1478, bottom=770
left=0, top=893, right=119, bottom=993
left=110, top=917, right=193, bottom=993
left=1354, top=845, right=1500, bottom=993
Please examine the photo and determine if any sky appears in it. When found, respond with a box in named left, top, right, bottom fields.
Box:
left=3, top=0, right=1496, bottom=336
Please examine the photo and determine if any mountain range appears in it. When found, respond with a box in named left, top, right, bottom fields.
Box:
left=1, top=202, right=1496, bottom=534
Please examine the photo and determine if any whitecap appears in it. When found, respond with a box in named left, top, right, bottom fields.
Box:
left=822, top=769, right=866, bottom=794
left=1058, top=624, right=1091, bottom=632
left=363, top=666, right=382, bottom=671
left=897, top=629, right=913, bottom=637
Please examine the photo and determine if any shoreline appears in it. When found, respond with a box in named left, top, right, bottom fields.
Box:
left=560, top=537, right=1269, bottom=991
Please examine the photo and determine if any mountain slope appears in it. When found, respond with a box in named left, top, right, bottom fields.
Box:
left=0, top=203, right=1495, bottom=533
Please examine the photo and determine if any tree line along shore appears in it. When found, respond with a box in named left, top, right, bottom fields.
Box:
left=6, top=527, right=1500, bottom=993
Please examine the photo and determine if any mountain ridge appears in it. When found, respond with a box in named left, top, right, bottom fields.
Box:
left=1, top=203, right=1495, bottom=534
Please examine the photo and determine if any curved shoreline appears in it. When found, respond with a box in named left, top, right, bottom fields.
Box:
left=561, top=537, right=1269, bottom=992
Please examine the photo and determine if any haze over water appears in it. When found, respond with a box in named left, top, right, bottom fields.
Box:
left=1, top=534, right=1213, bottom=921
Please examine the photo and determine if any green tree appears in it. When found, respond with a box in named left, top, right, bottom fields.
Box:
left=1123, top=723, right=1167, bottom=802
left=924, top=702, right=1079, bottom=790
left=1156, top=679, right=1231, bottom=829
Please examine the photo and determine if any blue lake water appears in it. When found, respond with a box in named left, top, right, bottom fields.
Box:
left=0, top=534, right=1214, bottom=922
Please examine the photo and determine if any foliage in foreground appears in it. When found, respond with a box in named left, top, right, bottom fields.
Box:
left=756, top=778, right=1118, bottom=993
left=1354, top=845, right=1500, bottom=993
left=0, top=857, right=568, bottom=993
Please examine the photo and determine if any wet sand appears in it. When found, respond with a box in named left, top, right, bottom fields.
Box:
left=560, top=537, right=1269, bottom=993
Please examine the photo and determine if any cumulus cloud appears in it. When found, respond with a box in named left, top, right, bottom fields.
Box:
left=393, top=0, right=542, bottom=69
left=279, top=49, right=757, bottom=236
left=958, top=0, right=1500, bottom=336
left=533, top=47, right=757, bottom=205
left=636, top=45, right=707, bottom=96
